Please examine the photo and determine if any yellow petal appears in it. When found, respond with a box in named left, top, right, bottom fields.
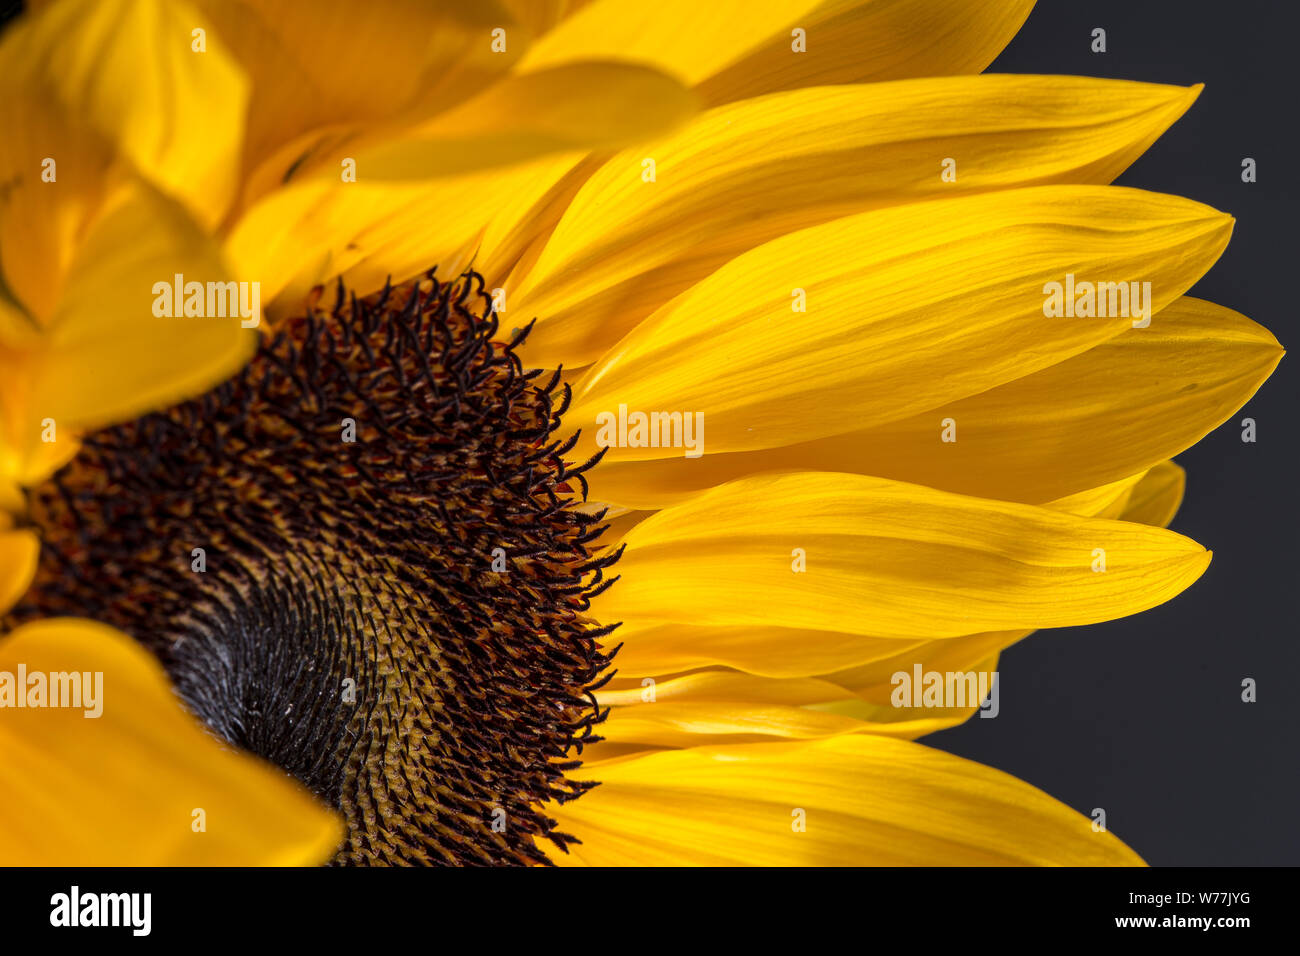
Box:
left=593, top=471, right=1210, bottom=643
left=549, top=734, right=1143, bottom=865
left=836, top=298, right=1279, bottom=501
left=599, top=696, right=874, bottom=750
left=600, top=469, right=1162, bottom=685
left=821, top=465, right=1191, bottom=707
left=0, top=413, right=79, bottom=489
left=594, top=671, right=950, bottom=752
left=514, top=77, right=1201, bottom=365
left=4, top=0, right=249, bottom=229
left=610, top=622, right=919, bottom=679
left=697, top=0, right=1037, bottom=106
left=230, top=157, right=557, bottom=306
left=358, top=63, right=695, bottom=180
left=0, top=183, right=258, bottom=484
left=486, top=2, right=1041, bottom=287
left=198, top=0, right=522, bottom=199
left=585, top=297, right=1280, bottom=508
left=597, top=670, right=850, bottom=708
left=1120, top=461, right=1186, bottom=528
left=499, top=0, right=594, bottom=37
left=607, top=478, right=1129, bottom=735
left=235, top=58, right=694, bottom=305
left=1041, top=471, right=1148, bottom=520
left=564, top=187, right=1233, bottom=460
left=516, top=0, right=824, bottom=88
left=474, top=153, right=600, bottom=287
left=0, top=528, right=39, bottom=615
left=0, top=28, right=112, bottom=322
left=0, top=618, right=342, bottom=864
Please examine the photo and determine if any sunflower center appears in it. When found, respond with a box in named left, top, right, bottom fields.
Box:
left=6, top=271, right=620, bottom=865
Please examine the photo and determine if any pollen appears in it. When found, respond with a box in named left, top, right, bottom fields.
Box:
left=6, top=270, right=622, bottom=865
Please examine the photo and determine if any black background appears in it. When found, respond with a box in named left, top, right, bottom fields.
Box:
left=0, top=1, right=1293, bottom=868
left=931, top=0, right=1298, bottom=866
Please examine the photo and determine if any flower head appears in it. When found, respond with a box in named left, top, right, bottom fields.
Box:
left=0, top=0, right=1282, bottom=866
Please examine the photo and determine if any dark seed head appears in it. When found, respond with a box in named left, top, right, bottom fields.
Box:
left=7, top=270, right=619, bottom=866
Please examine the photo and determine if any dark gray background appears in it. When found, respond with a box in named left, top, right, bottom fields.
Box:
left=930, top=0, right=1298, bottom=866
left=0, top=0, right=1292, bottom=866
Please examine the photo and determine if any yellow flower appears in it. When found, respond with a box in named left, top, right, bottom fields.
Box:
left=0, top=0, right=1283, bottom=865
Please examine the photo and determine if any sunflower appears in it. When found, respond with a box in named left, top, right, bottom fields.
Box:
left=0, top=0, right=1282, bottom=866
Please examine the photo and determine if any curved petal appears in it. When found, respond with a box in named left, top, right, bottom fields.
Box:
left=475, top=153, right=603, bottom=288
left=563, top=187, right=1232, bottom=458
left=1039, top=470, right=1147, bottom=520
left=593, top=471, right=1210, bottom=643
left=1120, top=460, right=1186, bottom=528
left=821, top=463, right=1190, bottom=707
left=811, top=299, right=1278, bottom=502
left=4, top=0, right=249, bottom=229
left=611, top=623, right=929, bottom=682
left=592, top=463, right=1192, bottom=753
left=548, top=733, right=1143, bottom=865
left=0, top=15, right=113, bottom=322
left=499, top=0, right=595, bottom=37
left=519, top=0, right=1034, bottom=107
left=0, top=183, right=258, bottom=485
left=478, top=0, right=1045, bottom=294
left=696, top=0, right=1037, bottom=106
left=601, top=468, right=1157, bottom=680
left=355, top=62, right=697, bottom=179
left=599, top=695, right=890, bottom=749
left=597, top=670, right=852, bottom=708
left=0, top=618, right=342, bottom=865
left=230, top=158, right=557, bottom=306
left=197, top=0, right=522, bottom=200
left=233, top=62, right=694, bottom=305
left=516, top=0, right=825, bottom=88
left=513, top=77, right=1201, bottom=365
left=593, top=671, right=952, bottom=753
left=584, top=297, right=1280, bottom=508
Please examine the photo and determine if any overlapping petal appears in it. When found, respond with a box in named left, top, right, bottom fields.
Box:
left=231, top=62, right=695, bottom=306
left=566, top=187, right=1232, bottom=460
left=352, top=62, right=698, bottom=180
left=1, top=0, right=249, bottom=230
left=195, top=0, right=523, bottom=203
left=1118, top=460, right=1186, bottom=529
left=515, top=0, right=825, bottom=88
left=0, top=184, right=258, bottom=485
left=512, top=77, right=1201, bottom=366
left=0, top=618, right=342, bottom=865
left=548, top=733, right=1143, bottom=865
left=697, top=0, right=1037, bottom=105
left=584, top=297, right=1280, bottom=508
left=594, top=471, right=1210, bottom=650
left=519, top=0, right=1035, bottom=109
